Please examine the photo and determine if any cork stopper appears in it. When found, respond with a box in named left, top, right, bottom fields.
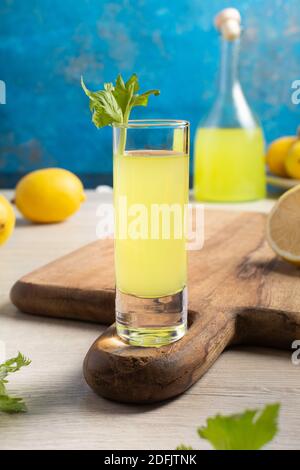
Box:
left=214, top=8, right=241, bottom=41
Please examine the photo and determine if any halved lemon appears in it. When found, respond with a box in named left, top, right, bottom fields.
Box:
left=267, top=185, right=300, bottom=265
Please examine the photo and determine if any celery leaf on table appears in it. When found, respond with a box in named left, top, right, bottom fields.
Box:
left=0, top=352, right=31, bottom=413
left=198, top=403, right=280, bottom=450
left=176, top=444, right=194, bottom=450
left=177, top=403, right=280, bottom=450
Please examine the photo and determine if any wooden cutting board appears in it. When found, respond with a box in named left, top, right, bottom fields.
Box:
left=10, top=210, right=300, bottom=404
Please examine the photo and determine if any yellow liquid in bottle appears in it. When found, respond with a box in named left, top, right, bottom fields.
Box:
left=194, top=127, right=266, bottom=202
left=114, top=150, right=189, bottom=298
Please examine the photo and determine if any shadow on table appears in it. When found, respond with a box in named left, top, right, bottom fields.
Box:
left=0, top=302, right=166, bottom=415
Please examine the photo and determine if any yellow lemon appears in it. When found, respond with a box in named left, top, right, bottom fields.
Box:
left=266, top=136, right=296, bottom=177
left=15, top=168, right=86, bottom=223
left=267, top=184, right=300, bottom=266
left=0, top=195, right=15, bottom=246
left=284, top=140, right=300, bottom=180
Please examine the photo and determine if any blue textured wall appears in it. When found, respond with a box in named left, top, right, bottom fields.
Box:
left=0, top=0, right=300, bottom=186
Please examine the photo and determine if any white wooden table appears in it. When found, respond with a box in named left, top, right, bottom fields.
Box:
left=0, top=190, right=299, bottom=450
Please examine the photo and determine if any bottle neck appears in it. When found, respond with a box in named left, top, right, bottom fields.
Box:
left=219, top=37, right=240, bottom=99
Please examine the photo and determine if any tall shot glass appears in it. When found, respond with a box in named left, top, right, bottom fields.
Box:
left=113, top=120, right=190, bottom=347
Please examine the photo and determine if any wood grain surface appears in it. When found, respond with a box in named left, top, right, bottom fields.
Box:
left=10, top=209, right=300, bottom=404
left=1, top=192, right=299, bottom=449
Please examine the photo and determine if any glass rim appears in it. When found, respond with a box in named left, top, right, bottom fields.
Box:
left=112, top=119, right=190, bottom=129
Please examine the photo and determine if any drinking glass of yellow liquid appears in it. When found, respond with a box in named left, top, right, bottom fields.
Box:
left=113, top=120, right=190, bottom=347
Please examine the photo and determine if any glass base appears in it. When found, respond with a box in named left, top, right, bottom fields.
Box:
left=116, top=287, right=187, bottom=348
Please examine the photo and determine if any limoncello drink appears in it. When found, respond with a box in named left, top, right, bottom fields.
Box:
left=114, top=150, right=189, bottom=298
left=113, top=120, right=189, bottom=347
left=194, top=127, right=266, bottom=202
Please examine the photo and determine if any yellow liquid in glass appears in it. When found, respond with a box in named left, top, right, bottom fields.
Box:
left=114, top=150, right=189, bottom=298
left=194, top=127, right=266, bottom=201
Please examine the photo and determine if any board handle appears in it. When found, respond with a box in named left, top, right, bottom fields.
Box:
left=233, top=307, right=300, bottom=349
left=83, top=304, right=300, bottom=404
left=83, top=309, right=237, bottom=404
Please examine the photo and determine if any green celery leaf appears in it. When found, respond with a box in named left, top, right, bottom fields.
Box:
left=112, top=74, right=132, bottom=115
left=81, top=73, right=160, bottom=129
left=116, top=74, right=126, bottom=90
left=104, top=82, right=114, bottom=92
left=176, top=444, right=193, bottom=450
left=0, top=352, right=31, bottom=379
left=198, top=403, right=280, bottom=450
left=0, top=352, right=31, bottom=414
left=0, top=382, right=6, bottom=395
left=125, top=73, right=140, bottom=93
left=0, top=395, right=27, bottom=413
left=92, top=90, right=122, bottom=124
left=91, top=101, right=118, bottom=128
left=132, top=89, right=160, bottom=107
left=81, top=77, right=123, bottom=127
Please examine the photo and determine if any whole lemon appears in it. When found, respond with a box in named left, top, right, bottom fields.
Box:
left=0, top=194, right=15, bottom=245
left=285, top=141, right=300, bottom=180
left=15, top=168, right=86, bottom=223
left=266, top=136, right=297, bottom=177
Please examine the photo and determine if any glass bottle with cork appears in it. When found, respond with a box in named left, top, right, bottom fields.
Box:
left=194, top=8, right=266, bottom=202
